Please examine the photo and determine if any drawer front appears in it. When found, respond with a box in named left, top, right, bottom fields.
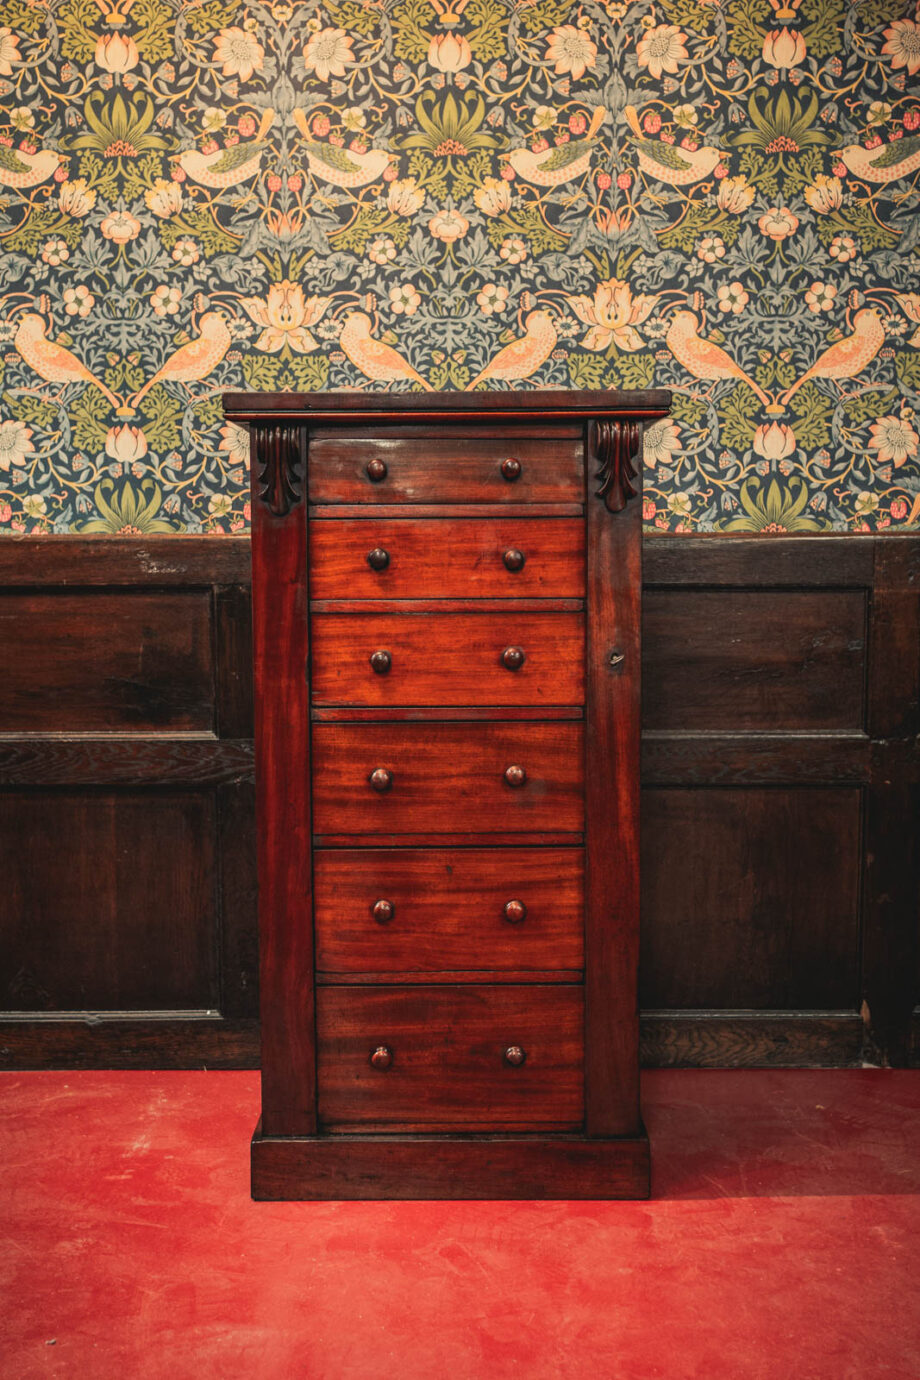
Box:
left=317, top=985, right=584, bottom=1131
left=315, top=848, right=584, bottom=974
left=312, top=722, right=585, bottom=835
left=308, top=430, right=583, bottom=505
left=310, top=611, right=585, bottom=707
left=309, top=518, right=585, bottom=600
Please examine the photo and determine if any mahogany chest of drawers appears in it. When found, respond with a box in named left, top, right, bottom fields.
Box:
left=224, top=388, right=670, bottom=1200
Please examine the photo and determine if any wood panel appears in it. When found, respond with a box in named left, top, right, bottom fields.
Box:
left=643, top=589, right=867, bottom=731
left=309, top=518, right=585, bottom=599
left=1, top=791, right=217, bottom=1011
left=639, top=787, right=862, bottom=1011
left=316, top=985, right=584, bottom=1132
left=0, top=590, right=214, bottom=733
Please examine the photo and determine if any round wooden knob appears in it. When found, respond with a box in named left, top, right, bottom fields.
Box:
left=367, top=547, right=390, bottom=571
left=504, top=900, right=527, bottom=924
left=370, top=1045, right=392, bottom=1070
left=504, top=764, right=526, bottom=788
left=504, top=1045, right=527, bottom=1067
left=501, top=646, right=525, bottom=671
left=501, top=458, right=522, bottom=482
left=373, top=899, right=394, bottom=924
left=369, top=767, right=393, bottom=792
left=503, top=548, right=525, bottom=572
left=370, top=649, right=392, bottom=675
left=366, top=458, right=387, bottom=482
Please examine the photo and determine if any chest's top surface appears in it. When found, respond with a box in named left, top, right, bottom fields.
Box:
left=223, top=387, right=671, bottom=423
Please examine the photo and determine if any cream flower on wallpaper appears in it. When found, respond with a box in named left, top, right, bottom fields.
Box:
left=213, top=26, right=265, bottom=81
left=474, top=178, right=512, bottom=216
left=568, top=278, right=655, bottom=352
left=804, top=175, right=843, bottom=215
left=387, top=178, right=425, bottom=216
left=636, top=25, right=689, bottom=81
left=304, top=28, right=355, bottom=82
left=145, top=179, right=183, bottom=217
left=881, top=19, right=920, bottom=76
left=868, top=415, right=920, bottom=467
left=0, top=419, right=34, bottom=471
left=753, top=423, right=796, bottom=460
left=717, top=281, right=749, bottom=314
left=643, top=418, right=682, bottom=467
left=477, top=283, right=509, bottom=315
left=239, top=281, right=331, bottom=352
left=805, top=281, right=836, bottom=313
left=389, top=283, right=421, bottom=315
left=757, top=206, right=799, bottom=241
left=428, top=209, right=469, bottom=242
left=219, top=422, right=250, bottom=466
left=0, top=26, right=22, bottom=75
left=546, top=26, right=598, bottom=81
left=100, top=211, right=141, bottom=243
left=58, top=179, right=96, bottom=217
left=717, top=175, right=755, bottom=214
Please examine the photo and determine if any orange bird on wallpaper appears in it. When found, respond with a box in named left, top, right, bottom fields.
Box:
left=15, top=313, right=124, bottom=411
left=623, top=106, right=722, bottom=187
left=840, top=134, right=920, bottom=184
left=131, top=311, right=232, bottom=407
left=468, top=310, right=557, bottom=389
left=0, top=146, right=63, bottom=189
left=339, top=312, right=433, bottom=389
left=504, top=106, right=607, bottom=187
left=780, top=309, right=886, bottom=406
left=666, top=310, right=773, bottom=407
left=178, top=109, right=275, bottom=189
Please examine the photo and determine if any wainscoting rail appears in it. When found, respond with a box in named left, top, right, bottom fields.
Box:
left=1, top=535, right=917, bottom=1070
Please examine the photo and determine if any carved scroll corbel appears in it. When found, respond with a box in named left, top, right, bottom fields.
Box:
left=255, top=423, right=304, bottom=517
left=592, top=419, right=642, bottom=513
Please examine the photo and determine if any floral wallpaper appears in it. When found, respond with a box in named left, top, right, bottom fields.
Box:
left=0, top=0, right=918, bottom=534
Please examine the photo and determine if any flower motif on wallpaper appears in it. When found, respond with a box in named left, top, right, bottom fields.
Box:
left=0, top=0, right=917, bottom=534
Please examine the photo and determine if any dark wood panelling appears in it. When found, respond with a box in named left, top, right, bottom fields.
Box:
left=1, top=534, right=917, bottom=1072
left=1, top=590, right=214, bottom=732
left=643, top=589, right=866, bottom=731
left=639, top=787, right=861, bottom=1010
left=1, top=791, right=217, bottom=1011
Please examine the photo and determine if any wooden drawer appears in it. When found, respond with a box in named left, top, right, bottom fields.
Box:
left=310, top=611, right=585, bottom=707
left=309, top=518, right=585, bottom=600
left=315, top=847, right=584, bottom=976
left=312, top=722, right=585, bottom=836
left=308, top=429, right=583, bottom=505
left=317, top=985, right=584, bottom=1131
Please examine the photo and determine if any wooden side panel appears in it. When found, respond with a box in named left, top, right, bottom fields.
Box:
left=250, top=424, right=315, bottom=1135
left=310, top=610, right=585, bottom=707
left=316, top=985, right=584, bottom=1132
left=312, top=722, right=585, bottom=835
left=584, top=421, right=642, bottom=1136
left=640, top=787, right=862, bottom=1010
left=1, top=791, right=217, bottom=1011
left=309, top=518, right=585, bottom=599
left=0, top=590, right=214, bottom=732
left=643, top=589, right=867, bottom=731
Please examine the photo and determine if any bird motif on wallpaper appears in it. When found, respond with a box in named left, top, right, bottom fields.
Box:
left=339, top=312, right=433, bottom=389
left=468, top=310, right=557, bottom=389
left=291, top=110, right=393, bottom=188
left=0, top=146, right=63, bottom=189
left=840, top=134, right=920, bottom=184
left=14, top=313, right=125, bottom=412
left=623, top=106, right=722, bottom=187
left=178, top=110, right=275, bottom=190
left=779, top=308, right=886, bottom=406
left=503, top=107, right=607, bottom=187
left=665, top=311, right=775, bottom=408
left=130, top=311, right=232, bottom=408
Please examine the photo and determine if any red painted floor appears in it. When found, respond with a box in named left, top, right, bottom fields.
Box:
left=1, top=1070, right=918, bottom=1380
